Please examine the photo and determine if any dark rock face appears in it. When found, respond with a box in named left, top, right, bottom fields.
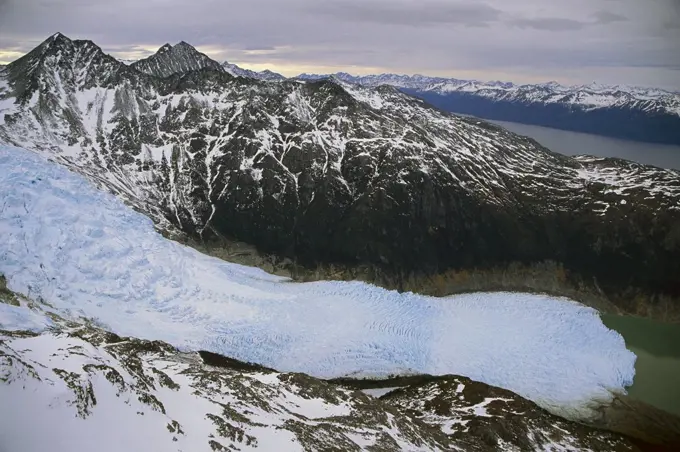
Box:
left=132, top=41, right=224, bottom=78
left=382, top=376, right=641, bottom=451
left=1, top=34, right=680, bottom=318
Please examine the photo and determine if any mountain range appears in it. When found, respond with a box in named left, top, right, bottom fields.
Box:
left=118, top=42, right=680, bottom=146
left=296, top=73, right=680, bottom=144
left=131, top=41, right=224, bottom=77
left=127, top=41, right=286, bottom=81
left=221, top=61, right=286, bottom=81
left=296, top=72, right=680, bottom=115
left=1, top=33, right=679, bottom=321
left=87, top=40, right=680, bottom=144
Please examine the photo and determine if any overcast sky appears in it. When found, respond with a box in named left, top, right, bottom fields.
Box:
left=0, top=0, right=679, bottom=89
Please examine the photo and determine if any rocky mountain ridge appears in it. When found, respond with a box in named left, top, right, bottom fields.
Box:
left=18, top=34, right=677, bottom=142
left=131, top=41, right=223, bottom=78
left=111, top=40, right=286, bottom=81
left=222, top=61, right=286, bottom=81
left=296, top=72, right=680, bottom=117
left=297, top=72, right=680, bottom=144
left=1, top=33, right=679, bottom=319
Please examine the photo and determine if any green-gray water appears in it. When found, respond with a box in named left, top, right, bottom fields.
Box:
left=601, top=314, right=680, bottom=416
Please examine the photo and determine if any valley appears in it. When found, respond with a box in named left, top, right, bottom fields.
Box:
left=2, top=143, right=680, bottom=451
left=0, top=145, right=636, bottom=418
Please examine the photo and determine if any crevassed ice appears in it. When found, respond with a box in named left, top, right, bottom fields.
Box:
left=0, top=145, right=636, bottom=420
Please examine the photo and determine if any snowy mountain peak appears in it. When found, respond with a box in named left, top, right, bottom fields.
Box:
left=296, top=71, right=452, bottom=89
left=1, top=33, right=679, bottom=451
left=2, top=33, right=127, bottom=104
left=132, top=40, right=223, bottom=78
left=39, top=32, right=76, bottom=50
left=221, top=60, right=285, bottom=81
left=29, top=32, right=75, bottom=57
left=158, top=43, right=173, bottom=53
left=48, top=31, right=68, bottom=42
left=259, top=69, right=284, bottom=78
left=18, top=32, right=105, bottom=63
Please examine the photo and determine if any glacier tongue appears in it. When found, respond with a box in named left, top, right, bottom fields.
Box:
left=0, top=145, right=635, bottom=421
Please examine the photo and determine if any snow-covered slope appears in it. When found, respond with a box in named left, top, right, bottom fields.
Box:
left=0, top=308, right=447, bottom=452
left=0, top=145, right=636, bottom=422
left=222, top=61, right=285, bottom=81
left=425, top=80, right=680, bottom=116
left=297, top=72, right=452, bottom=89
left=131, top=41, right=224, bottom=78
left=1, top=33, right=679, bottom=318
left=1, top=294, right=642, bottom=452
left=383, top=377, right=640, bottom=452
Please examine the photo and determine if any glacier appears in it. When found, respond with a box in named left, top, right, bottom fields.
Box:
left=0, top=145, right=636, bottom=420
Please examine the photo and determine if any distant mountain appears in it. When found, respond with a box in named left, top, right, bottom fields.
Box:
left=113, top=43, right=285, bottom=82
left=297, top=72, right=451, bottom=89
left=222, top=61, right=285, bottom=81
left=297, top=72, right=680, bottom=144
left=116, top=57, right=138, bottom=65
left=132, top=41, right=223, bottom=78
left=1, top=33, right=680, bottom=320
left=117, top=52, right=285, bottom=82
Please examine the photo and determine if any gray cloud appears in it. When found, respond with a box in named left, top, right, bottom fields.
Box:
left=592, top=10, right=628, bottom=23
left=305, top=0, right=502, bottom=27
left=242, top=45, right=278, bottom=52
left=0, top=0, right=678, bottom=90
left=507, top=10, right=629, bottom=31
left=509, top=17, right=586, bottom=31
